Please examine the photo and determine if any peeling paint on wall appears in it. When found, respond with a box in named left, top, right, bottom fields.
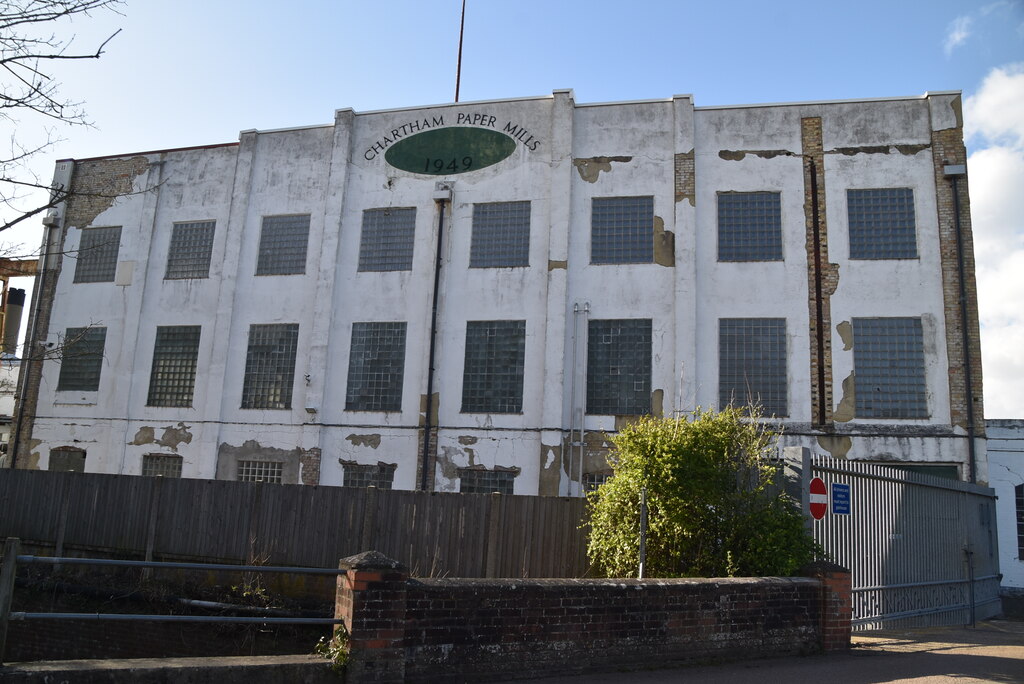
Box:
left=817, top=434, right=853, bottom=459
left=457, top=435, right=478, bottom=446
left=129, top=422, right=193, bottom=451
left=547, top=259, right=567, bottom=271
left=836, top=321, right=854, bottom=351
left=652, top=217, right=674, bottom=267
left=572, top=156, right=632, bottom=183
left=674, top=150, right=695, bottom=206
left=418, top=393, right=439, bottom=427
left=346, top=433, right=381, bottom=449
left=538, top=442, right=562, bottom=496
left=828, top=144, right=930, bottom=157
left=216, top=440, right=304, bottom=483
left=823, top=263, right=840, bottom=296
left=834, top=372, right=857, bottom=423
left=718, top=149, right=796, bottom=161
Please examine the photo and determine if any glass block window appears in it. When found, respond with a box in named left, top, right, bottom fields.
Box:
left=255, top=215, right=310, bottom=275
left=165, top=220, right=216, bottom=279
left=718, top=318, right=788, bottom=416
left=237, top=460, right=283, bottom=484
left=241, top=323, right=299, bottom=409
left=147, top=326, right=201, bottom=407
left=142, top=453, right=183, bottom=478
left=56, top=327, right=107, bottom=391
left=342, top=462, right=396, bottom=489
left=470, top=201, right=530, bottom=268
left=459, top=468, right=516, bottom=495
left=852, top=317, right=928, bottom=418
left=586, top=319, right=652, bottom=415
left=591, top=196, right=654, bottom=264
left=848, top=188, right=917, bottom=259
left=1016, top=483, right=1024, bottom=559
left=358, top=207, right=416, bottom=272
left=73, top=226, right=121, bottom=283
left=717, top=192, right=783, bottom=261
left=461, top=320, right=526, bottom=413
left=346, top=322, right=407, bottom=411
left=49, top=447, right=85, bottom=472
left=583, top=472, right=612, bottom=493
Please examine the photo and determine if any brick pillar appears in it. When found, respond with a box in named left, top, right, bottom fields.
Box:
left=335, top=550, right=408, bottom=683
left=803, top=560, right=852, bottom=652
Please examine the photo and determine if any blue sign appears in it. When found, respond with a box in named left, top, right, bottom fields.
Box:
left=831, top=483, right=851, bottom=515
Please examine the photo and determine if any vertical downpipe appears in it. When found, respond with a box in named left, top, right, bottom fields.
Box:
left=420, top=187, right=449, bottom=492
left=578, top=303, right=590, bottom=495
left=809, top=158, right=827, bottom=428
left=948, top=173, right=977, bottom=484
left=568, top=303, right=579, bottom=497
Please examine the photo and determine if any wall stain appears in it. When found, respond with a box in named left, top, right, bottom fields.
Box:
left=653, top=217, right=674, bottom=267
left=719, top=149, right=796, bottom=161
left=458, top=436, right=478, bottom=446
left=817, top=434, right=853, bottom=459
left=130, top=426, right=155, bottom=446
left=828, top=144, right=930, bottom=157
left=346, top=433, right=381, bottom=449
left=547, top=259, right=567, bottom=271
left=418, top=393, right=439, bottom=427
left=834, top=372, right=857, bottom=423
left=572, top=156, right=632, bottom=183
left=651, top=389, right=664, bottom=418
left=836, top=320, right=853, bottom=351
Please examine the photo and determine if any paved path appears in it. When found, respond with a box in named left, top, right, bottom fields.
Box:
left=523, top=620, right=1024, bottom=683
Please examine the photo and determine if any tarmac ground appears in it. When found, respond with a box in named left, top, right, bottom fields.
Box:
left=523, top=620, right=1024, bottom=684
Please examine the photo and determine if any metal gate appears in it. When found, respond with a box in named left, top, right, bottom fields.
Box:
left=785, top=448, right=1001, bottom=630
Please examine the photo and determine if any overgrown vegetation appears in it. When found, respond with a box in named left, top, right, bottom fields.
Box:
left=587, top=408, right=820, bottom=578
left=314, top=630, right=349, bottom=674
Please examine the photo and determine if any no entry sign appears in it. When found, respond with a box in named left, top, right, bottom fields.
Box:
left=809, top=477, right=828, bottom=520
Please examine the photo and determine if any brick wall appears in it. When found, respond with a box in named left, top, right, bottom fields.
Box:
left=335, top=551, right=852, bottom=683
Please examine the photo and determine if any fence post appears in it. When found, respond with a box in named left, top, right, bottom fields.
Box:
left=335, top=550, right=408, bottom=683
left=0, top=537, right=21, bottom=665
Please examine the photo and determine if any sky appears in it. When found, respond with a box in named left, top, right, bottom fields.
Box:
left=3, top=0, right=1023, bottom=416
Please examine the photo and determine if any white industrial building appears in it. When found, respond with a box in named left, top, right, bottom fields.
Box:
left=987, top=420, right=1023, bottom=611
left=12, top=89, right=986, bottom=495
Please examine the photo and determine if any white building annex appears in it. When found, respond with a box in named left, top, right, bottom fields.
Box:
left=12, top=89, right=987, bottom=495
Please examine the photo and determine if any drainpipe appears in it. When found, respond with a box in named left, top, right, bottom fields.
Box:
left=944, top=164, right=976, bottom=484
left=420, top=182, right=452, bottom=491
left=809, top=158, right=827, bottom=428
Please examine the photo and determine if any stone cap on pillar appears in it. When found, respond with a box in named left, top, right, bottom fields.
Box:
left=339, top=550, right=408, bottom=573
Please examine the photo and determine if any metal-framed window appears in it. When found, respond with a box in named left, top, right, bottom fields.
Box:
left=73, top=226, right=121, bottom=283
left=142, top=453, right=183, bottom=478
left=255, top=215, right=310, bottom=275
left=586, top=319, right=652, bottom=415
left=591, top=196, right=654, bottom=264
left=146, top=326, right=201, bottom=407
left=459, top=468, right=516, bottom=495
left=345, top=322, right=407, bottom=412
left=56, top=327, right=107, bottom=392
left=49, top=447, right=86, bottom=473
left=583, top=472, right=612, bottom=493
left=358, top=207, right=416, bottom=272
left=847, top=188, right=917, bottom=259
left=165, top=220, right=216, bottom=279
left=341, top=462, right=396, bottom=489
left=461, top=320, right=526, bottom=414
left=1016, top=483, right=1024, bottom=560
left=237, top=460, right=283, bottom=484
left=718, top=318, right=788, bottom=416
left=717, top=192, right=783, bottom=261
left=852, top=317, right=928, bottom=418
left=240, top=323, right=299, bottom=410
left=470, top=201, right=530, bottom=268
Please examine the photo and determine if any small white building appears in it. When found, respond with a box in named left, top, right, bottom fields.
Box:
left=987, top=420, right=1023, bottom=607
left=13, top=90, right=986, bottom=494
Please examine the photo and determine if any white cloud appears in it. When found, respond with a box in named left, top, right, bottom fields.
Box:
left=965, top=64, right=1024, bottom=418
left=945, top=15, right=974, bottom=56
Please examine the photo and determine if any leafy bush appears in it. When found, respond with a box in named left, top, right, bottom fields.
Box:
left=587, top=408, right=819, bottom=578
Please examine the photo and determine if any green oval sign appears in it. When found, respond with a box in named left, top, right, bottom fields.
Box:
left=385, top=127, right=517, bottom=175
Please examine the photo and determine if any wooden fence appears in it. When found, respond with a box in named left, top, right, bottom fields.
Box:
left=0, top=469, right=591, bottom=578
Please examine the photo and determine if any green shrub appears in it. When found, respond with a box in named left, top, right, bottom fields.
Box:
left=587, top=408, right=819, bottom=578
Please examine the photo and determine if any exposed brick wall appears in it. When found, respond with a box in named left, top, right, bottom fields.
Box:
left=674, top=150, right=695, bottom=206
left=801, top=118, right=836, bottom=427
left=930, top=127, right=985, bottom=437
left=335, top=552, right=851, bottom=683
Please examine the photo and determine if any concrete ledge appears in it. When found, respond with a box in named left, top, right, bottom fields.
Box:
left=0, top=655, right=338, bottom=683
